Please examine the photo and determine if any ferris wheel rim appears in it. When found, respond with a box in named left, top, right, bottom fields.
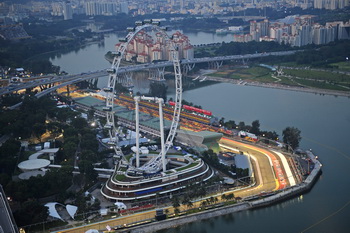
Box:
left=104, top=22, right=183, bottom=172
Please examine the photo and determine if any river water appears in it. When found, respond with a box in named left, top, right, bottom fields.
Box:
left=50, top=32, right=350, bottom=233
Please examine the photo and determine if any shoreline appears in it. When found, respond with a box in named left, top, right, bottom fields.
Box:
left=204, top=76, right=350, bottom=97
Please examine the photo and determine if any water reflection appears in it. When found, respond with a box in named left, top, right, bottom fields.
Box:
left=222, top=213, right=235, bottom=224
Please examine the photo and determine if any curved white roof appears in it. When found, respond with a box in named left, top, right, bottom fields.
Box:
left=66, top=204, right=78, bottom=219
left=45, top=202, right=63, bottom=221
left=85, top=230, right=99, bottom=233
left=18, top=170, right=45, bottom=180
left=18, top=159, right=50, bottom=171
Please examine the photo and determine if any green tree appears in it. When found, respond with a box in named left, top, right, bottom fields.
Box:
left=14, top=200, right=48, bottom=226
left=71, top=117, right=88, bottom=130
left=47, top=122, right=63, bottom=138
left=282, top=127, right=302, bottom=149
left=148, top=82, right=168, bottom=101
left=224, top=120, right=236, bottom=129
left=63, top=141, right=77, bottom=160
left=200, top=200, right=207, bottom=208
left=187, top=201, right=193, bottom=210
left=221, top=194, right=227, bottom=201
left=182, top=195, right=190, bottom=208
left=172, top=196, right=180, bottom=209
left=32, top=122, right=46, bottom=142
left=238, top=121, right=246, bottom=131
left=227, top=193, right=235, bottom=200
left=214, top=197, right=219, bottom=204
left=78, top=160, right=97, bottom=183
left=250, top=120, right=260, bottom=135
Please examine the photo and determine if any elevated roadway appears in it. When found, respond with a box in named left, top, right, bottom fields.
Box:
left=0, top=50, right=299, bottom=97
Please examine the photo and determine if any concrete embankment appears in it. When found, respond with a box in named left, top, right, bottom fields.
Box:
left=122, top=151, right=322, bottom=233
left=120, top=203, right=251, bottom=233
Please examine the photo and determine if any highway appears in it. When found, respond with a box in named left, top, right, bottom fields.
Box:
left=53, top=138, right=294, bottom=233
left=0, top=50, right=299, bottom=97
left=0, top=185, right=18, bottom=233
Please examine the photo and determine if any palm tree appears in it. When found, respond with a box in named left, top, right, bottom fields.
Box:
left=172, top=196, right=180, bottom=209
left=209, top=196, right=215, bottom=204
left=165, top=208, right=170, bottom=216
left=187, top=201, right=194, bottom=210
left=214, top=197, right=219, bottom=204
left=227, top=193, right=235, bottom=200
left=221, top=194, right=227, bottom=201
left=200, top=201, right=207, bottom=209
left=174, top=208, right=180, bottom=216
left=182, top=195, right=190, bottom=208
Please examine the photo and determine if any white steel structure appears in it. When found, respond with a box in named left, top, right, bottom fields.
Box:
left=104, top=20, right=182, bottom=174
left=134, top=96, right=167, bottom=173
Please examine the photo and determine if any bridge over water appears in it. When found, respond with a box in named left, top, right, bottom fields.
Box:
left=0, top=50, right=298, bottom=103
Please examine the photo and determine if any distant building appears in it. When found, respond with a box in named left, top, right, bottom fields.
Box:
left=314, top=0, right=349, bottom=10
left=85, top=1, right=102, bottom=16
left=63, top=1, right=73, bottom=20
left=120, top=1, right=129, bottom=14
left=236, top=16, right=349, bottom=47
left=51, top=2, right=63, bottom=16
left=116, top=31, right=194, bottom=63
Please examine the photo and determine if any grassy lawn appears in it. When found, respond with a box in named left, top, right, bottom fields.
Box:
left=177, top=162, right=198, bottom=171
left=293, top=79, right=349, bottom=91
left=114, top=173, right=127, bottom=181
left=329, top=61, right=350, bottom=72
left=207, top=64, right=350, bottom=92
left=283, top=69, right=350, bottom=83
left=254, top=74, right=277, bottom=83
left=210, top=66, right=271, bottom=81
left=278, top=76, right=303, bottom=86
left=125, top=154, right=133, bottom=162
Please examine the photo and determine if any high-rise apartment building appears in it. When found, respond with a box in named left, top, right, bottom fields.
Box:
left=116, top=31, right=193, bottom=63
left=314, top=0, right=349, bottom=10
left=120, top=1, right=129, bottom=14
left=63, top=1, right=73, bottom=20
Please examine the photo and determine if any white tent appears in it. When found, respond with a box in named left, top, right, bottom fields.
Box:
left=85, top=230, right=99, bottom=233
left=66, top=204, right=78, bottom=219
left=44, top=202, right=63, bottom=221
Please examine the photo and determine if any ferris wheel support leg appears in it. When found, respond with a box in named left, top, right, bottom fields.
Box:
left=158, top=99, right=166, bottom=172
left=135, top=97, right=140, bottom=168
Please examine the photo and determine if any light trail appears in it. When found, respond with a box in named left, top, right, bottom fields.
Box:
left=221, top=138, right=287, bottom=190
left=272, top=150, right=296, bottom=186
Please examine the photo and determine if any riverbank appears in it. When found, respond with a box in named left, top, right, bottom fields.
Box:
left=203, top=76, right=350, bottom=97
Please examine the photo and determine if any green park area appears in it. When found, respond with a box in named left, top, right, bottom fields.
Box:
left=329, top=61, right=350, bottom=72
left=209, top=66, right=275, bottom=82
left=282, top=68, right=350, bottom=91
left=208, top=65, right=350, bottom=92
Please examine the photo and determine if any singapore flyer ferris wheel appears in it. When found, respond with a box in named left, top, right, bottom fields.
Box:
left=103, top=20, right=183, bottom=174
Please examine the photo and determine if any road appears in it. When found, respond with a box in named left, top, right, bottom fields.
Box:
left=0, top=185, right=18, bottom=233
left=219, top=138, right=279, bottom=198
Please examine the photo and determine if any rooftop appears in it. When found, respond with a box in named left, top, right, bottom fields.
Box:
left=18, top=159, right=50, bottom=171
